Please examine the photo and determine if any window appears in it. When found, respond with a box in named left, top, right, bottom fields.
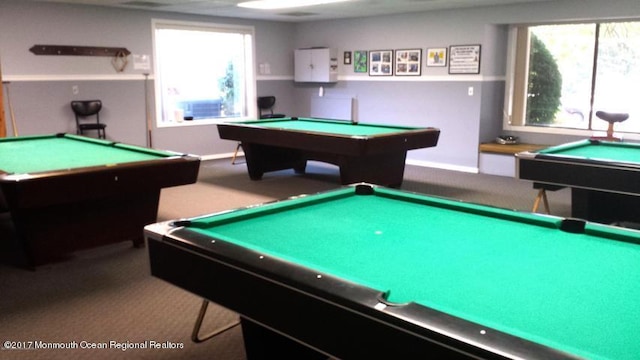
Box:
left=506, top=21, right=640, bottom=135
left=152, top=20, right=256, bottom=126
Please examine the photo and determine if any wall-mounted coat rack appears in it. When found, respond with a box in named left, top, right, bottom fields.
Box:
left=29, top=45, right=131, bottom=57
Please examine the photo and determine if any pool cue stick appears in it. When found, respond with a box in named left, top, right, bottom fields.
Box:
left=143, top=73, right=152, bottom=148
left=4, top=81, right=17, bottom=136
left=0, top=89, right=7, bottom=138
left=0, top=58, right=5, bottom=137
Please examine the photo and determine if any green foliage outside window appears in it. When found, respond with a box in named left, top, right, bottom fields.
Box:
left=526, top=35, right=562, bottom=125
left=219, top=61, right=235, bottom=116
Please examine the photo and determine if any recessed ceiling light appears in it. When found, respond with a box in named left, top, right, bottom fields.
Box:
left=238, top=0, right=351, bottom=10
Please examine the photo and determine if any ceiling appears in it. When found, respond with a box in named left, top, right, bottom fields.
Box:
left=27, top=0, right=558, bottom=22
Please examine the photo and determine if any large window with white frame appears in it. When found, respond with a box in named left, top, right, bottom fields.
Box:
left=506, top=21, right=640, bottom=136
left=152, top=20, right=256, bottom=126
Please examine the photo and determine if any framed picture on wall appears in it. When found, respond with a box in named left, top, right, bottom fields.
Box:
left=449, top=44, right=481, bottom=74
left=354, top=50, right=368, bottom=73
left=426, top=48, right=447, bottom=67
left=344, top=51, right=352, bottom=65
left=369, top=50, right=393, bottom=76
left=395, top=49, right=421, bottom=76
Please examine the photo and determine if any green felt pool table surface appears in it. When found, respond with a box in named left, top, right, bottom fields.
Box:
left=233, top=117, right=428, bottom=136
left=538, top=139, right=640, bottom=164
left=185, top=186, right=640, bottom=360
left=0, top=134, right=175, bottom=175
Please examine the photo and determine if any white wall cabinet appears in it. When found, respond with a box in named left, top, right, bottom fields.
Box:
left=294, top=48, right=338, bottom=83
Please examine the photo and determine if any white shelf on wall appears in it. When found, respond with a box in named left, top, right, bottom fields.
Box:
left=478, top=143, right=545, bottom=177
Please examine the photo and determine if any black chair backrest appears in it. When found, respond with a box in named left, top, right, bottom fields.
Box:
left=257, top=96, right=276, bottom=112
left=71, top=100, right=102, bottom=117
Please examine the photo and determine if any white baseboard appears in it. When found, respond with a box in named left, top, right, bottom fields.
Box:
left=201, top=152, right=241, bottom=161
left=202, top=153, right=478, bottom=174
left=406, top=159, right=479, bottom=174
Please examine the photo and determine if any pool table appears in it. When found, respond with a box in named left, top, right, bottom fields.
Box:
left=0, top=134, right=200, bottom=268
left=517, top=139, right=640, bottom=224
left=217, top=117, right=440, bottom=187
left=146, top=184, right=640, bottom=360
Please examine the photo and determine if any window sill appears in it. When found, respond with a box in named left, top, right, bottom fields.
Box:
left=157, top=117, right=251, bottom=128
left=479, top=143, right=546, bottom=155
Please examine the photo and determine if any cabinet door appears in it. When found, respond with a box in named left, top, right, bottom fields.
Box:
left=294, top=49, right=313, bottom=82
left=294, top=48, right=337, bottom=83
left=310, top=49, right=331, bottom=82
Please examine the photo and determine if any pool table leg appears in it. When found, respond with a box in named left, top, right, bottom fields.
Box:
left=5, top=191, right=159, bottom=268
left=240, top=143, right=407, bottom=187
left=293, top=163, right=307, bottom=174
left=247, top=169, right=264, bottom=181
left=241, top=143, right=306, bottom=180
left=338, top=152, right=407, bottom=187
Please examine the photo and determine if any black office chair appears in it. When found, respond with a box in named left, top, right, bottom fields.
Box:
left=257, top=96, right=286, bottom=119
left=232, top=96, right=286, bottom=164
left=593, top=111, right=629, bottom=141
left=71, top=100, right=106, bottom=139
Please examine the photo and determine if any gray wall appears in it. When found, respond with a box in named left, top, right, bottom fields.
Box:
left=2, top=0, right=640, bottom=169
left=291, top=0, right=640, bottom=169
left=0, top=0, right=297, bottom=155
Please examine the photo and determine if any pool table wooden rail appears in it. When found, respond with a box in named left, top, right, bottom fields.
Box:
left=217, top=118, right=440, bottom=187
left=517, top=150, right=640, bottom=196
left=517, top=143, right=640, bottom=224
left=0, top=136, right=201, bottom=268
left=0, top=155, right=198, bottom=209
left=218, top=121, right=440, bottom=156
left=146, top=220, right=578, bottom=360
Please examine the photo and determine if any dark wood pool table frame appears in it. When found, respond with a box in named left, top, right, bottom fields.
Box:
left=147, top=223, right=576, bottom=360
left=517, top=139, right=640, bottom=224
left=145, top=184, right=594, bottom=360
left=0, top=136, right=200, bottom=268
left=217, top=117, right=440, bottom=187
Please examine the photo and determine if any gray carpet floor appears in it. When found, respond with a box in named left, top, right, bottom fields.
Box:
left=0, top=158, right=571, bottom=360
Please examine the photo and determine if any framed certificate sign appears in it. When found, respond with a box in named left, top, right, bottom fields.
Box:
left=448, top=45, right=481, bottom=74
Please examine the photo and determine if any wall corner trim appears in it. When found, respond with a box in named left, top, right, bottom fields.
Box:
left=3, top=74, right=153, bottom=82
